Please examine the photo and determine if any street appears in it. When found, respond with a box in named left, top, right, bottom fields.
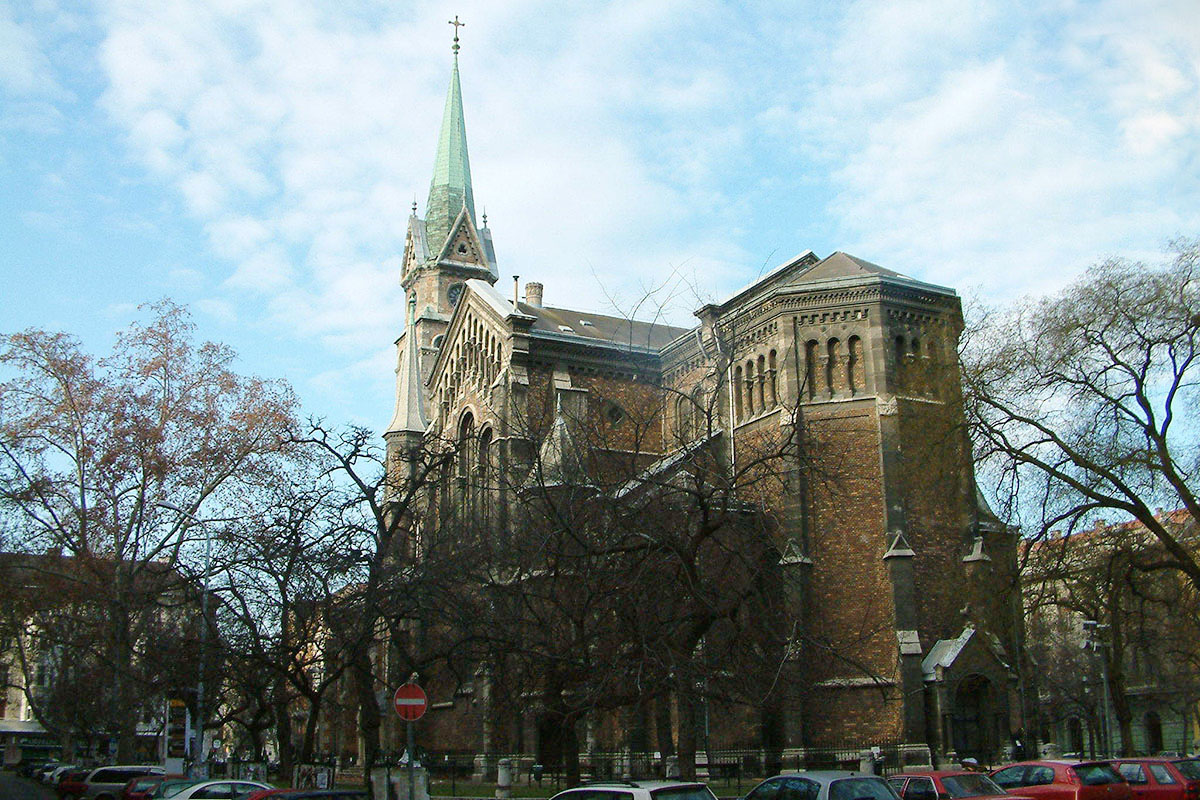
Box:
left=0, top=774, right=55, bottom=800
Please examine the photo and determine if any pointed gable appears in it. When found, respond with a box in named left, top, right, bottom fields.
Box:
left=436, top=205, right=489, bottom=270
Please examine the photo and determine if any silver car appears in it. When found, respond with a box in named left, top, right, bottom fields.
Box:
left=743, top=771, right=901, bottom=800
left=550, top=780, right=720, bottom=800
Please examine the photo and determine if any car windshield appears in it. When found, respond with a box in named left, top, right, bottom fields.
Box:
left=1175, top=762, right=1200, bottom=781
left=160, top=781, right=202, bottom=798
left=1073, top=765, right=1122, bottom=786
left=830, top=777, right=900, bottom=800
left=942, top=774, right=1006, bottom=798
left=653, top=787, right=719, bottom=800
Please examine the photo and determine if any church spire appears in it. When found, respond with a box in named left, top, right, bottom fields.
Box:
left=425, top=18, right=475, bottom=251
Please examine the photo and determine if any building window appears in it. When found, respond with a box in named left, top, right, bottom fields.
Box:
left=847, top=336, right=863, bottom=395
left=767, top=350, right=778, bottom=408
left=804, top=340, right=818, bottom=400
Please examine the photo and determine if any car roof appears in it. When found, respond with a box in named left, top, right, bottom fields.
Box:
left=896, top=771, right=984, bottom=778
left=763, top=772, right=878, bottom=783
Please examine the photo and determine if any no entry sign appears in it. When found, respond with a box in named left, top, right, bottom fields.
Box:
left=393, top=682, right=427, bottom=722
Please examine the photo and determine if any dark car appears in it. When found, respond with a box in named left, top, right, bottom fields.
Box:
left=991, top=760, right=1132, bottom=800
left=1109, top=758, right=1200, bottom=800
left=891, top=770, right=1026, bottom=800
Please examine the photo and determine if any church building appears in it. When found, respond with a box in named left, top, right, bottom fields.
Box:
left=381, top=30, right=1027, bottom=772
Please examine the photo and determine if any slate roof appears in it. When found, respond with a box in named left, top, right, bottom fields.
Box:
left=515, top=302, right=690, bottom=354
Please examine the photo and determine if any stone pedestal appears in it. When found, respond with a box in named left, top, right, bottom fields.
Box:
left=496, top=758, right=513, bottom=800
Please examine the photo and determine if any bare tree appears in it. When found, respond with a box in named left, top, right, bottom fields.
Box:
left=0, top=300, right=295, bottom=758
left=962, top=238, right=1200, bottom=579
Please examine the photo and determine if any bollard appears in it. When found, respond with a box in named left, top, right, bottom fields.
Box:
left=496, top=758, right=513, bottom=800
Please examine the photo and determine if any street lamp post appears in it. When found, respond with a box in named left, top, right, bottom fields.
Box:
left=1083, top=620, right=1115, bottom=756
left=158, top=502, right=229, bottom=777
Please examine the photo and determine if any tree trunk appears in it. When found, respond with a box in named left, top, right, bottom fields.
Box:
left=300, top=697, right=322, bottom=763
left=656, top=695, right=675, bottom=759
left=562, top=712, right=580, bottom=785
left=353, top=652, right=381, bottom=787
left=274, top=699, right=295, bottom=780
left=677, top=689, right=697, bottom=780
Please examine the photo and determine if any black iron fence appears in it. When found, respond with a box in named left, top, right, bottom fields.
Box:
left=422, top=742, right=932, bottom=794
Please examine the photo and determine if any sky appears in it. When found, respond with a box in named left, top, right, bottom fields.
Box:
left=2, top=0, right=1199, bottom=431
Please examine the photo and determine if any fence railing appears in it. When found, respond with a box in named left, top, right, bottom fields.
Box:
left=421, top=742, right=933, bottom=793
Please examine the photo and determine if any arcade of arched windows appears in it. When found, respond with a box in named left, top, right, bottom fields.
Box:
left=891, top=328, right=952, bottom=397
left=434, top=311, right=504, bottom=420
left=734, top=349, right=779, bottom=423
left=452, top=410, right=496, bottom=521
left=800, top=335, right=866, bottom=401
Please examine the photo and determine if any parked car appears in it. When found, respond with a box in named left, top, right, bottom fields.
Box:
left=152, top=779, right=203, bottom=798
left=61, top=765, right=166, bottom=800
left=890, top=770, right=1022, bottom=800
left=58, top=768, right=95, bottom=799
left=990, top=761, right=1131, bottom=800
left=46, top=764, right=79, bottom=783
left=123, top=774, right=183, bottom=800
left=243, top=792, right=365, bottom=800
left=742, top=771, right=900, bottom=800
left=549, top=780, right=720, bottom=800
left=161, top=779, right=273, bottom=799
left=1109, top=758, right=1200, bottom=800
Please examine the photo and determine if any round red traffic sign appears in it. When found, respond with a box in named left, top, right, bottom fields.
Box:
left=393, top=683, right=427, bottom=721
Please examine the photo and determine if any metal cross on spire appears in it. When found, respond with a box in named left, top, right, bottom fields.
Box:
left=449, top=15, right=465, bottom=56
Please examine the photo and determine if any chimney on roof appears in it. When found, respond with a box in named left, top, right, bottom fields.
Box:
left=525, top=281, right=543, bottom=308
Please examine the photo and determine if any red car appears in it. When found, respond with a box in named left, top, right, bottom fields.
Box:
left=991, top=761, right=1132, bottom=800
left=1109, top=758, right=1200, bottom=800
left=56, top=768, right=93, bottom=800
left=891, top=770, right=1024, bottom=800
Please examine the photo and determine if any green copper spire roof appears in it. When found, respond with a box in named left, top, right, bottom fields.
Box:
left=425, top=51, right=475, bottom=251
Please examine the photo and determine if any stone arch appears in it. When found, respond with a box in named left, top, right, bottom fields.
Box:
left=952, top=673, right=995, bottom=761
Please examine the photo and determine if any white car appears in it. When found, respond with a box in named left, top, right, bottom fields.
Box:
left=550, top=780, right=719, bottom=800
left=162, top=779, right=273, bottom=800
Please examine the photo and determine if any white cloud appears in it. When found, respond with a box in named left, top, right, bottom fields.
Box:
left=796, top=0, right=1200, bottom=297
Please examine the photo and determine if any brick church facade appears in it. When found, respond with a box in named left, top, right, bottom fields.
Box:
left=379, top=40, right=1027, bottom=771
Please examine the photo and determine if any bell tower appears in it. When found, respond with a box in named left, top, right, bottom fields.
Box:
left=387, top=18, right=497, bottom=449
left=399, top=16, right=498, bottom=356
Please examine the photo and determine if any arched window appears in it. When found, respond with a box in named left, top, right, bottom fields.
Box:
left=804, top=340, right=819, bottom=401
left=676, top=395, right=691, bottom=441
left=768, top=350, right=778, bottom=408
left=826, top=339, right=840, bottom=396
left=457, top=412, right=475, bottom=479
left=895, top=334, right=906, bottom=363
left=745, top=360, right=756, bottom=416
left=756, top=354, right=766, bottom=411
left=847, top=336, right=863, bottom=395
left=734, top=365, right=744, bottom=420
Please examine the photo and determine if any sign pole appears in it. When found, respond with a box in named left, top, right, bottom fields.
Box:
left=408, top=720, right=415, bottom=800
left=392, top=681, right=427, bottom=800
